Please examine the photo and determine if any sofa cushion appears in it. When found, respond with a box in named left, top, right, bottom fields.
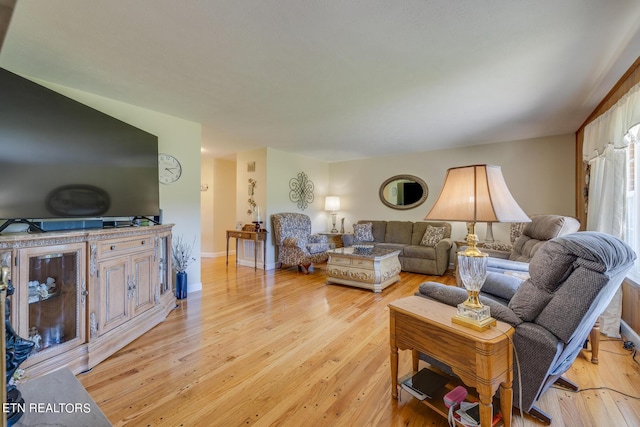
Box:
left=420, top=225, right=445, bottom=247
left=403, top=244, right=436, bottom=258
left=384, top=221, right=413, bottom=244
left=353, top=222, right=374, bottom=242
left=375, top=242, right=408, bottom=253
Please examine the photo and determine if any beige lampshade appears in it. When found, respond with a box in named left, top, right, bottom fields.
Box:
left=324, top=196, right=340, bottom=211
left=425, top=164, right=530, bottom=223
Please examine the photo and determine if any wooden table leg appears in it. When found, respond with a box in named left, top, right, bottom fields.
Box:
left=254, top=235, right=258, bottom=270
left=226, top=236, right=230, bottom=267
left=477, top=387, right=494, bottom=427
left=263, top=236, right=267, bottom=270
left=590, top=321, right=600, bottom=364
left=499, top=382, right=513, bottom=427
left=411, top=349, right=419, bottom=372
left=390, top=313, right=398, bottom=399
left=390, top=345, right=398, bottom=399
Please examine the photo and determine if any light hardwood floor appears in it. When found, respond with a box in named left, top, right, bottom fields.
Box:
left=79, top=257, right=640, bottom=426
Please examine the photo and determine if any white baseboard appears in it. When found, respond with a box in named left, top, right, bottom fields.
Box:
left=187, top=281, right=202, bottom=293
left=201, top=251, right=231, bottom=258
left=236, top=259, right=276, bottom=270
left=621, top=320, right=640, bottom=346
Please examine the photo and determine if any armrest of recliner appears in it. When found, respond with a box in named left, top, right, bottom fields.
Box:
left=486, top=257, right=529, bottom=273
left=481, top=272, right=523, bottom=302
left=481, top=248, right=511, bottom=259
left=435, top=237, right=453, bottom=252
left=510, top=322, right=564, bottom=412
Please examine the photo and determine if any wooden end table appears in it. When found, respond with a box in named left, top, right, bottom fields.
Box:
left=226, top=230, right=268, bottom=270
left=389, top=296, right=514, bottom=427
left=318, top=232, right=348, bottom=249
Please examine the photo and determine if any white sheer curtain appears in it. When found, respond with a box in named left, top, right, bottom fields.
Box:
left=586, top=145, right=627, bottom=236
left=583, top=81, right=640, bottom=337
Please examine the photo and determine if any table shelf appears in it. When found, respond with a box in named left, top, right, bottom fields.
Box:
left=398, top=370, right=504, bottom=426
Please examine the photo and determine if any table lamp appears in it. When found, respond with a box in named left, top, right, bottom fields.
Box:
left=325, top=196, right=341, bottom=233
left=425, top=164, right=530, bottom=331
left=485, top=222, right=494, bottom=243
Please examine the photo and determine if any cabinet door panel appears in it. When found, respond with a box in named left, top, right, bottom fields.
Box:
left=17, top=243, right=87, bottom=368
left=98, top=257, right=129, bottom=335
left=131, top=251, right=156, bottom=317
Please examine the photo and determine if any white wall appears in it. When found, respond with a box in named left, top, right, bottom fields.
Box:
left=266, top=148, right=331, bottom=230
left=31, top=78, right=203, bottom=292
left=234, top=148, right=268, bottom=268
left=329, top=134, right=575, bottom=243
left=201, top=157, right=237, bottom=257
left=232, top=148, right=330, bottom=268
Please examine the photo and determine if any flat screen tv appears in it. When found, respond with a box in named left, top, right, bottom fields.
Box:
left=0, top=67, right=160, bottom=229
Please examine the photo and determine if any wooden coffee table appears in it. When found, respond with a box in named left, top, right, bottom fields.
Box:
left=326, top=247, right=401, bottom=293
left=389, top=296, right=514, bottom=427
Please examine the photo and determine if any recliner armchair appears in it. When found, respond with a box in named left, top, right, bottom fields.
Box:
left=458, top=215, right=581, bottom=279
left=271, top=212, right=330, bottom=273
left=418, top=231, right=636, bottom=423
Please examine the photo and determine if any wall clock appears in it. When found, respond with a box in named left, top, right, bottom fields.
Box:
left=158, top=153, right=182, bottom=184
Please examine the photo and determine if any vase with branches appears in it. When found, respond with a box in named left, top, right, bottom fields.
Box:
left=172, top=235, right=196, bottom=299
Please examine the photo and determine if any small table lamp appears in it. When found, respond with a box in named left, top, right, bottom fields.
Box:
left=325, top=196, right=341, bottom=233
left=425, top=164, right=530, bottom=331
left=485, top=222, right=494, bottom=243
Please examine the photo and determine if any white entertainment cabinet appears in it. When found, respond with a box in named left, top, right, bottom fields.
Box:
left=0, top=224, right=175, bottom=379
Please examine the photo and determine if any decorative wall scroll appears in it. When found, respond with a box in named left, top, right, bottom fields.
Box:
left=289, top=172, right=315, bottom=210
left=247, top=179, right=257, bottom=215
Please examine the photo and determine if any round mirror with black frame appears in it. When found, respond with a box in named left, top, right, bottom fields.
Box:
left=379, top=174, right=428, bottom=210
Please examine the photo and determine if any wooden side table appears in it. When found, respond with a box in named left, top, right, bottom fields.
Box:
left=389, top=296, right=513, bottom=427
left=318, top=232, right=348, bottom=249
left=226, top=230, right=268, bottom=270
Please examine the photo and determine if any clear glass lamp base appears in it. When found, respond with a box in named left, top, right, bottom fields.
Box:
left=453, top=303, right=496, bottom=331
left=455, top=244, right=496, bottom=331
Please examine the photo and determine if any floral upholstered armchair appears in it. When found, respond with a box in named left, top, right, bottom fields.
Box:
left=271, top=213, right=330, bottom=273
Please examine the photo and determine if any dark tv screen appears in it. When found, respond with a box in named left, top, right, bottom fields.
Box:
left=0, top=68, right=160, bottom=221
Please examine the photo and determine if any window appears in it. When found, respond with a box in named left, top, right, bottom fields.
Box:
left=624, top=124, right=640, bottom=280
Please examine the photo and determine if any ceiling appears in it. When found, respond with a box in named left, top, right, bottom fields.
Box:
left=2, top=1, right=640, bottom=162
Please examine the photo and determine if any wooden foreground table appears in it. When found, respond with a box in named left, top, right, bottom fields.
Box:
left=389, top=296, right=514, bottom=427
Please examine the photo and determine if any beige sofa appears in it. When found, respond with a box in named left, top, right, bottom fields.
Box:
left=342, top=220, right=453, bottom=276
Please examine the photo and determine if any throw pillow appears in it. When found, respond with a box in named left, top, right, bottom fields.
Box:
left=510, top=222, right=527, bottom=243
left=420, top=225, right=445, bottom=247
left=353, top=222, right=374, bottom=242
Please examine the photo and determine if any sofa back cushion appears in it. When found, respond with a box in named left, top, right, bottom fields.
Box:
left=384, top=221, right=413, bottom=244
left=509, top=215, right=580, bottom=262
